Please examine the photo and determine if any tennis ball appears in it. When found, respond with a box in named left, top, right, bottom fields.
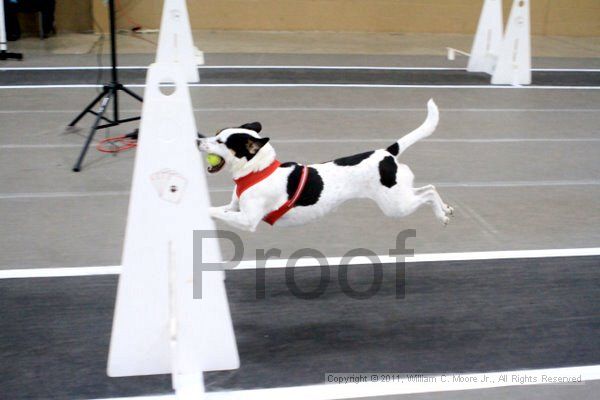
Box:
left=206, top=153, right=223, bottom=167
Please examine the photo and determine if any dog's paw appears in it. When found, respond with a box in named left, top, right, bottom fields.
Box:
left=442, top=216, right=450, bottom=226
left=444, top=205, right=455, bottom=217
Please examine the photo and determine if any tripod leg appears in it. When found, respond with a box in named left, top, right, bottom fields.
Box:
left=121, top=86, right=144, bottom=102
left=72, top=93, right=112, bottom=172
left=68, top=88, right=109, bottom=127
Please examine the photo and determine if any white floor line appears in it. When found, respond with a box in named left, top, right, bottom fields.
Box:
left=233, top=247, right=600, bottom=270
left=0, top=265, right=121, bottom=279
left=0, top=191, right=131, bottom=199
left=3, top=138, right=600, bottom=150
left=2, top=107, right=600, bottom=114
left=433, top=180, right=600, bottom=188
left=273, top=138, right=600, bottom=144
left=86, top=365, right=600, bottom=400
left=222, top=365, right=600, bottom=400
left=2, top=179, right=600, bottom=200
left=0, top=84, right=103, bottom=89
left=1, top=248, right=598, bottom=279
left=0, top=66, right=148, bottom=71
left=1, top=83, right=599, bottom=90
left=0, top=144, right=82, bottom=149
left=195, top=107, right=600, bottom=113
left=1, top=65, right=599, bottom=72
left=536, top=68, right=600, bottom=72
left=210, top=365, right=600, bottom=400
left=3, top=66, right=466, bottom=71
left=194, top=84, right=600, bottom=90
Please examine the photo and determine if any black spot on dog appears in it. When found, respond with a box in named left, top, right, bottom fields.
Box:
left=239, top=122, right=262, bottom=133
left=225, top=133, right=269, bottom=160
left=332, top=151, right=374, bottom=166
left=280, top=162, right=297, bottom=168
left=386, top=142, right=399, bottom=156
left=286, top=165, right=323, bottom=206
left=378, top=156, right=397, bottom=188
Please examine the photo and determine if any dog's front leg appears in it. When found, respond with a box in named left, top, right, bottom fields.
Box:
left=209, top=200, right=265, bottom=232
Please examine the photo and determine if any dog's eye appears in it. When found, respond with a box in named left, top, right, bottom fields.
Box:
left=216, top=139, right=223, bottom=144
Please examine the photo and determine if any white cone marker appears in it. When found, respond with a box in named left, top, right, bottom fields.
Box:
left=107, top=62, right=239, bottom=394
left=468, top=0, right=504, bottom=74
left=492, top=0, right=532, bottom=85
left=156, top=0, right=200, bottom=82
left=109, top=1, right=237, bottom=397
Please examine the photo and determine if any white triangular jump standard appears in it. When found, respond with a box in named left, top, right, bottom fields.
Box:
left=156, top=0, right=200, bottom=82
left=0, top=0, right=22, bottom=60
left=107, top=62, right=239, bottom=396
left=492, top=0, right=531, bottom=85
left=0, top=0, right=7, bottom=53
left=450, top=0, right=531, bottom=85
left=467, top=0, right=504, bottom=74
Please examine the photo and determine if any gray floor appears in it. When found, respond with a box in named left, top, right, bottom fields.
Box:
left=1, top=81, right=599, bottom=268
left=2, top=67, right=598, bottom=86
left=0, top=53, right=599, bottom=400
left=2, top=50, right=600, bottom=69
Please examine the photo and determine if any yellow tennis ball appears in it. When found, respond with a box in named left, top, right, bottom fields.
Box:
left=206, top=153, right=222, bottom=167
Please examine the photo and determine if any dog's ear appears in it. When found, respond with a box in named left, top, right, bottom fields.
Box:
left=246, top=137, right=270, bottom=155
left=240, top=122, right=262, bottom=133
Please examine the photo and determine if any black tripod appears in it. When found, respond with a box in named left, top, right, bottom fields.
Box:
left=69, top=0, right=142, bottom=172
left=0, top=50, right=22, bottom=60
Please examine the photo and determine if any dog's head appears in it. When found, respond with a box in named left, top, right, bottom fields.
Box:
left=197, top=122, right=275, bottom=177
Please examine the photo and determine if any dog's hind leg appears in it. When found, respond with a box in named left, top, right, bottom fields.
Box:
left=373, top=189, right=429, bottom=220
left=374, top=187, right=450, bottom=225
left=413, top=186, right=453, bottom=224
left=413, top=185, right=435, bottom=195
left=414, top=185, right=453, bottom=216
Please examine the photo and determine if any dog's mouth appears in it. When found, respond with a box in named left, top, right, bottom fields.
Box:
left=207, top=158, right=226, bottom=173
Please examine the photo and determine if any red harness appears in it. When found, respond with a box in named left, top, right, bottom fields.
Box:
left=234, top=160, right=309, bottom=226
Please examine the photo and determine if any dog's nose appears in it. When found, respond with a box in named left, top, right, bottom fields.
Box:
left=197, top=140, right=210, bottom=153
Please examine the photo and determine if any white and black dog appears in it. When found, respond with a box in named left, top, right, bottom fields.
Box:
left=197, top=99, right=453, bottom=232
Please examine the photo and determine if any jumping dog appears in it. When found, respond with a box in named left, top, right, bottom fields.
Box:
left=197, top=99, right=453, bottom=232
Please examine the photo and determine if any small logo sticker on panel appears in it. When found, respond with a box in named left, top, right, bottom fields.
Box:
left=150, top=169, right=188, bottom=203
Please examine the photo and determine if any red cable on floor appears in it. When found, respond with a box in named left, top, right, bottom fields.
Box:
left=96, top=130, right=138, bottom=153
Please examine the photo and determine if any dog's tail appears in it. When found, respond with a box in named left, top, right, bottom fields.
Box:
left=387, top=99, right=439, bottom=157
